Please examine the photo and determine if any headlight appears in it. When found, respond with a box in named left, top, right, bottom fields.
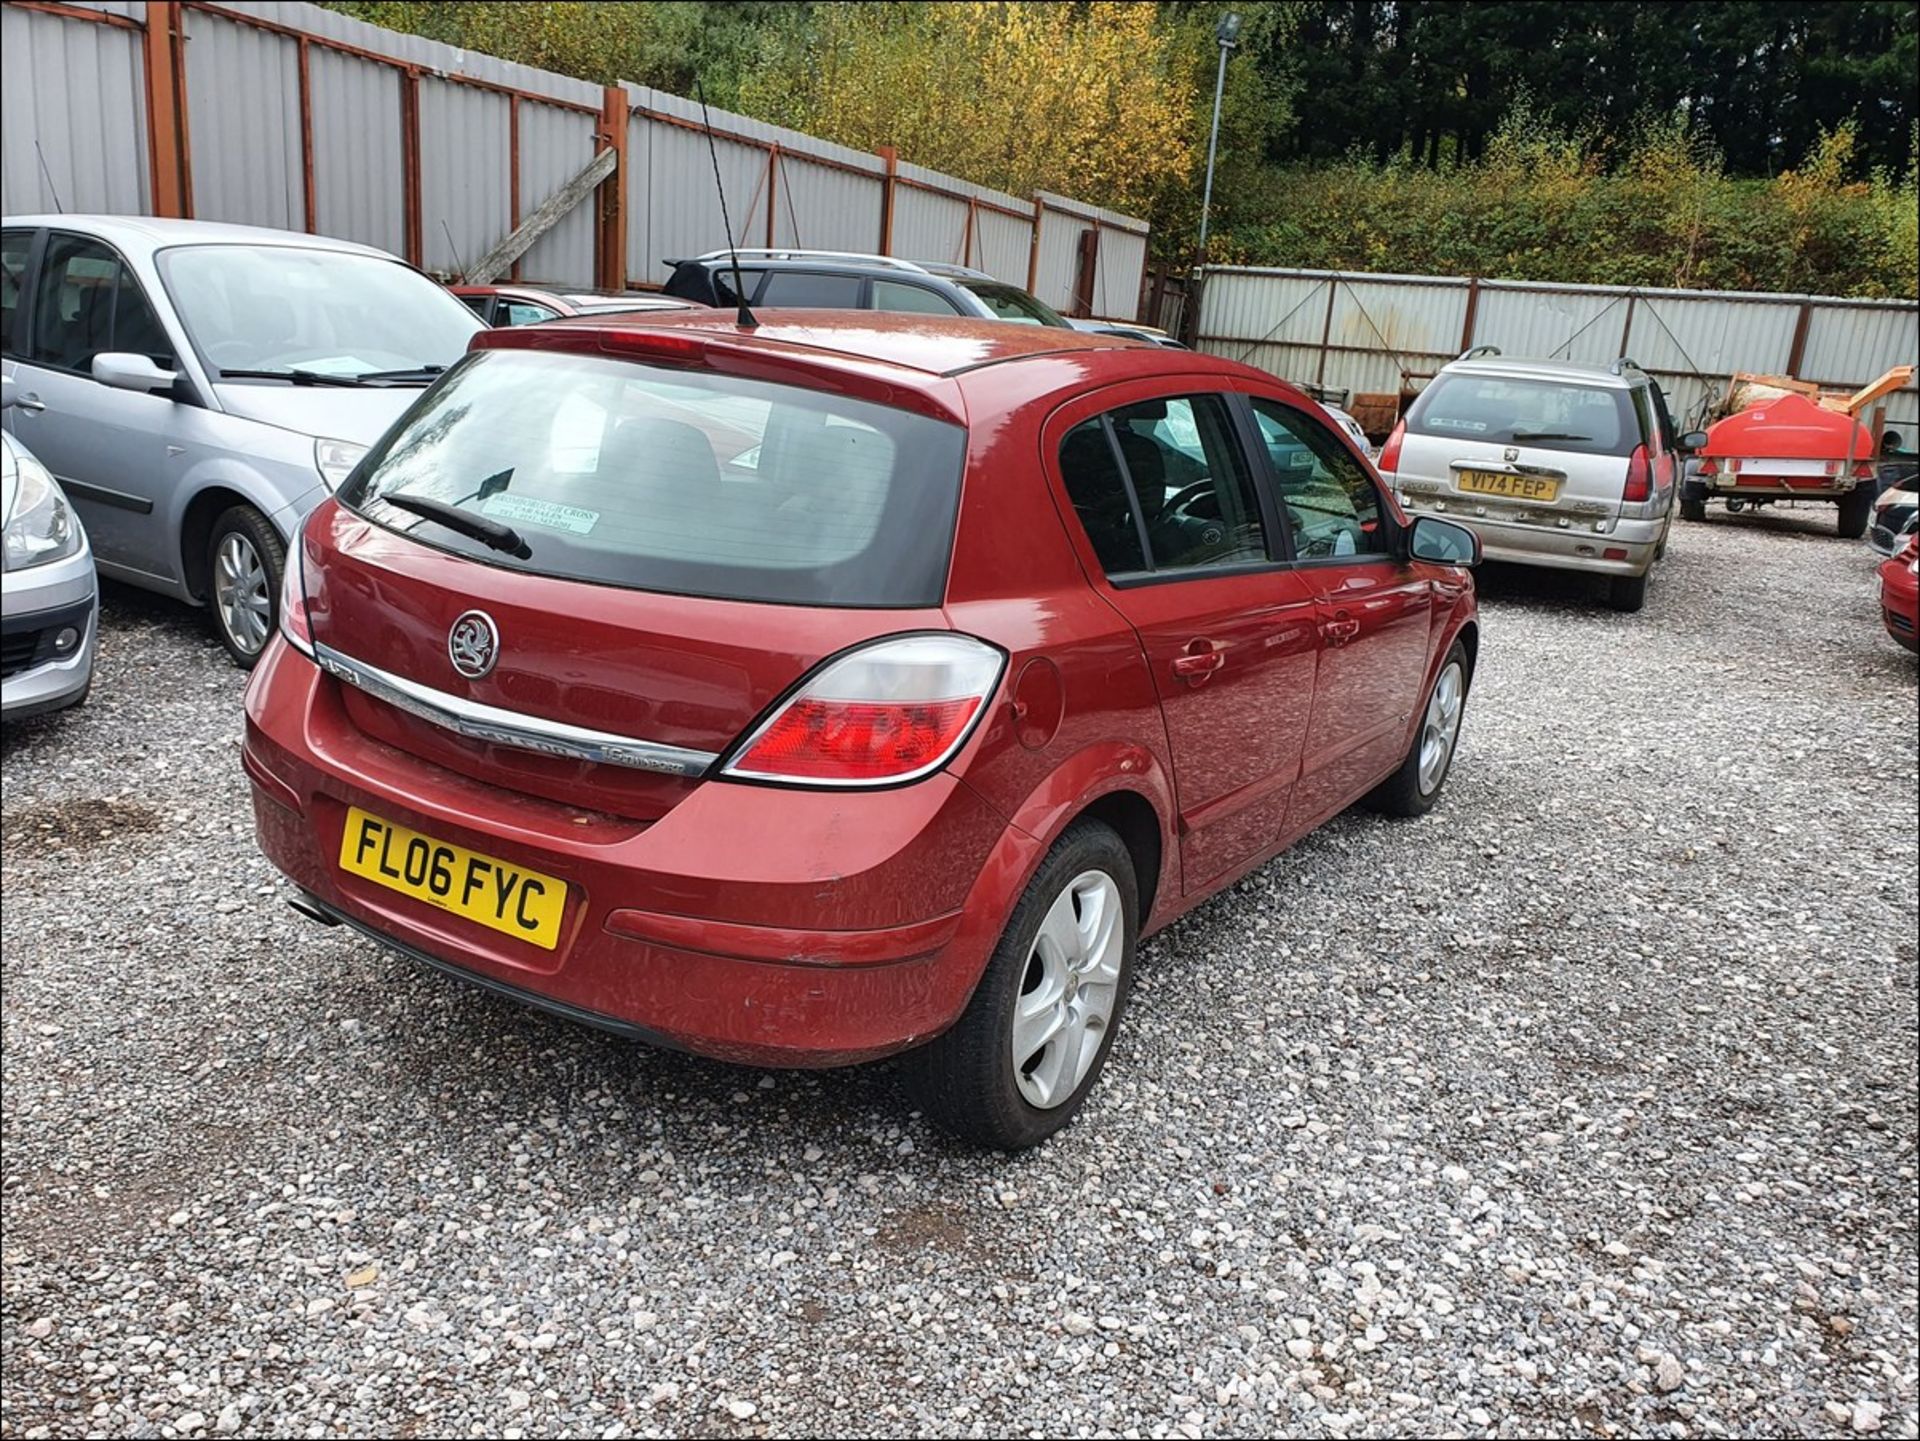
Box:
left=3, top=456, right=83, bottom=571
left=314, top=437, right=369, bottom=489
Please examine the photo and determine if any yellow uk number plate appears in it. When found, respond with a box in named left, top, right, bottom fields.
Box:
left=338, top=806, right=567, bottom=950
left=1457, top=469, right=1560, bottom=502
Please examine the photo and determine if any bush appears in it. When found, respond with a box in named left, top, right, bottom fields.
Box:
left=1215, top=115, right=1920, bottom=298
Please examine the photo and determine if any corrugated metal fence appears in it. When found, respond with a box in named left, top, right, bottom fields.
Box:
left=1193, top=265, right=1920, bottom=433
left=2, top=0, right=1150, bottom=315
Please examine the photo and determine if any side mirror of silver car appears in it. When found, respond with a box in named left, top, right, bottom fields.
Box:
left=93, top=352, right=181, bottom=396
left=1678, top=430, right=1710, bottom=451
left=1409, top=515, right=1481, bottom=566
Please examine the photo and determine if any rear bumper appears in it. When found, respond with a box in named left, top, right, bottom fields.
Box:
left=242, top=640, right=1034, bottom=1067
left=1400, top=505, right=1660, bottom=577
left=1880, top=564, right=1919, bottom=653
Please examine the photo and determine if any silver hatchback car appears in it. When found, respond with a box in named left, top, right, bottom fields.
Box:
left=1379, top=351, right=1701, bottom=612
left=1, top=217, right=483, bottom=665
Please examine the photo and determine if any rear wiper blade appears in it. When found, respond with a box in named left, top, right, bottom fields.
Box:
left=354, top=364, right=448, bottom=384
left=216, top=367, right=366, bottom=387
left=382, top=493, right=531, bottom=559
left=1509, top=431, right=1591, bottom=442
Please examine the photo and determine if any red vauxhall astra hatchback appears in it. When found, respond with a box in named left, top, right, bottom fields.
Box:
left=244, top=310, right=1482, bottom=1148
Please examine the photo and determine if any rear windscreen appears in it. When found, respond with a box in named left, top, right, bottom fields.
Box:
left=340, top=349, right=966, bottom=607
left=1408, top=373, right=1638, bottom=456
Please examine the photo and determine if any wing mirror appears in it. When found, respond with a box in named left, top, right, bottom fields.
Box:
left=1678, top=430, right=1710, bottom=452
left=1409, top=515, right=1481, bottom=566
left=93, top=352, right=181, bottom=396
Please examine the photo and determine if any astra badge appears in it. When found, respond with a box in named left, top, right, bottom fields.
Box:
left=448, top=610, right=500, bottom=679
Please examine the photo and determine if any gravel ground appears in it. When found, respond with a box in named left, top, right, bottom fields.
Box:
left=3, top=509, right=1915, bottom=1441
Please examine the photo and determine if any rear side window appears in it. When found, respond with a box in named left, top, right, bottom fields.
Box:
left=1056, top=394, right=1269, bottom=578
left=342, top=349, right=966, bottom=608
left=1408, top=372, right=1633, bottom=456
left=756, top=272, right=864, bottom=309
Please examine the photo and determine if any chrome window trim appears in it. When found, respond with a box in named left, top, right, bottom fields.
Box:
left=312, top=642, right=716, bottom=778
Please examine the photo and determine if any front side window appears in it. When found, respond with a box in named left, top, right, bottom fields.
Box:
left=30, top=233, right=175, bottom=375
left=1407, top=372, right=1634, bottom=456
left=341, top=348, right=966, bottom=608
left=960, top=282, right=1067, bottom=328
left=156, top=244, right=481, bottom=380
left=1251, top=397, right=1389, bottom=560
left=501, top=301, right=558, bottom=327
left=872, top=280, right=964, bottom=317
left=1056, top=394, right=1268, bottom=578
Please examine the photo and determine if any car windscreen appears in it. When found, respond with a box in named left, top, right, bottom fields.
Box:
left=961, top=282, right=1068, bottom=328
left=339, top=349, right=967, bottom=608
left=1407, top=373, right=1637, bottom=456
left=157, top=245, right=482, bottom=380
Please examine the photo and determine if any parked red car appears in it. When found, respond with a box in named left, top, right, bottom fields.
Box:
left=1879, top=532, right=1919, bottom=653
left=242, top=311, right=1482, bottom=1147
left=451, top=283, right=704, bottom=327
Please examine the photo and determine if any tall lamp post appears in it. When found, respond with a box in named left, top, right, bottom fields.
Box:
left=1196, top=10, right=1242, bottom=263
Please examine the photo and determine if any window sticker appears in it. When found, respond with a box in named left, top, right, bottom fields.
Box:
left=482, top=494, right=600, bottom=536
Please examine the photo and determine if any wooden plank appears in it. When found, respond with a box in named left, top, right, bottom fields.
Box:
left=467, top=147, right=616, bottom=284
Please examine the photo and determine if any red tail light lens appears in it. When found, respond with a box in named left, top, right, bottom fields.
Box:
left=1696, top=458, right=1720, bottom=478
left=1852, top=462, right=1877, bottom=480
left=724, top=634, right=1005, bottom=786
left=1377, top=419, right=1406, bottom=474
left=278, top=517, right=314, bottom=657
left=1624, top=444, right=1652, bottom=502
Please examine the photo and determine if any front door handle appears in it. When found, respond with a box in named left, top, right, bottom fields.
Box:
left=1171, top=641, right=1225, bottom=684
left=1320, top=616, right=1361, bottom=647
left=14, top=393, right=45, bottom=413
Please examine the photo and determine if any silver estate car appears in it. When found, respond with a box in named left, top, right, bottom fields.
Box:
left=1379, top=351, right=1702, bottom=612
left=1, top=217, right=483, bottom=666
left=2, top=378, right=96, bottom=719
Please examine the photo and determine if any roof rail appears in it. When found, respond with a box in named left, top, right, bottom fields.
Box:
left=692, top=247, right=932, bottom=274
left=1607, top=356, right=1647, bottom=377
left=1458, top=344, right=1502, bottom=361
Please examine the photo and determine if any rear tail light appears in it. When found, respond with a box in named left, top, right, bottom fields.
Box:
left=1624, top=444, right=1652, bottom=502
left=1696, top=458, right=1719, bottom=478
left=278, top=516, right=314, bottom=657
left=723, top=634, right=1005, bottom=786
left=1377, top=419, right=1406, bottom=475
left=1852, top=462, right=1876, bottom=480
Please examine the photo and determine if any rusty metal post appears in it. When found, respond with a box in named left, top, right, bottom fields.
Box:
left=296, top=36, right=316, bottom=231
left=594, top=86, right=628, bottom=290
left=1459, top=276, right=1481, bottom=353
left=400, top=69, right=423, bottom=266
left=143, top=0, right=191, bottom=217
left=1618, top=294, right=1637, bottom=360
left=1316, top=275, right=1339, bottom=385
left=876, top=145, right=897, bottom=254
left=1026, top=197, right=1044, bottom=294
left=507, top=94, right=521, bottom=280
left=765, top=145, right=779, bottom=247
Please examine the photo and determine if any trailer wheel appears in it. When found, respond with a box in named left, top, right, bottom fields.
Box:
left=1836, top=485, right=1873, bottom=540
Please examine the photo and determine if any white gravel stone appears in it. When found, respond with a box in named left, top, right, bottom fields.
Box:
left=1, top=503, right=1914, bottom=1441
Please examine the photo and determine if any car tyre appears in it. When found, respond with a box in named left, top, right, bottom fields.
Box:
left=1606, top=569, right=1650, bottom=613
left=1680, top=495, right=1707, bottom=522
left=207, top=505, right=285, bottom=670
left=1364, top=640, right=1471, bottom=818
left=902, top=820, right=1138, bottom=1150
left=1837, top=486, right=1873, bottom=540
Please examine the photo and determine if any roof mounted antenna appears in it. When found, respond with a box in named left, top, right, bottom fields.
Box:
left=695, top=80, right=756, bottom=329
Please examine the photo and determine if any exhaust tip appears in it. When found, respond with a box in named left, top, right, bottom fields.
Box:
left=286, top=891, right=339, bottom=927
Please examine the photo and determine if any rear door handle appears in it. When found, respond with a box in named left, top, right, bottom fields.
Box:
left=1171, top=641, right=1225, bottom=683
left=1321, top=617, right=1361, bottom=646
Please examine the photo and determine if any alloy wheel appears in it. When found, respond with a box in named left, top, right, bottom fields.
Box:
left=1417, top=660, right=1465, bottom=795
left=1011, top=869, right=1125, bottom=1109
left=214, top=531, right=271, bottom=657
